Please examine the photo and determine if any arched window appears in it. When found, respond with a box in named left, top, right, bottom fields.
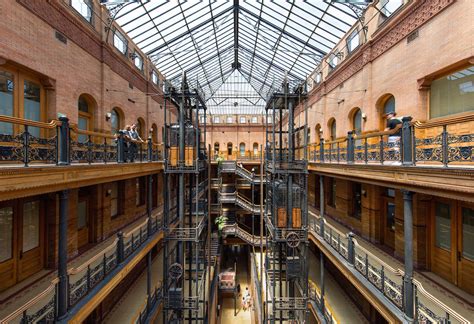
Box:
left=78, top=94, right=94, bottom=143
left=137, top=118, right=145, bottom=139
left=110, top=108, right=122, bottom=134
left=151, top=123, right=158, bottom=143
left=351, top=108, right=362, bottom=135
left=214, top=142, right=220, bottom=156
left=383, top=95, right=395, bottom=115
left=328, top=119, right=336, bottom=149
left=227, top=142, right=233, bottom=156
left=253, top=143, right=258, bottom=156
left=239, top=142, right=246, bottom=157
left=329, top=119, right=336, bottom=141
left=315, top=124, right=321, bottom=144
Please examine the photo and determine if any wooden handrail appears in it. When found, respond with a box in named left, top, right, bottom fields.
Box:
left=413, top=113, right=474, bottom=129
left=0, top=115, right=61, bottom=129
left=0, top=278, right=60, bottom=323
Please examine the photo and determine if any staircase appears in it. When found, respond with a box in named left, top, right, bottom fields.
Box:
left=219, top=161, right=265, bottom=184
left=222, top=223, right=266, bottom=246
left=219, top=191, right=260, bottom=214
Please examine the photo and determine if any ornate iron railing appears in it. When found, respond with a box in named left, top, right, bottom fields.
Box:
left=0, top=115, right=164, bottom=166
left=132, top=283, right=163, bottom=324
left=1, top=212, right=163, bottom=324
left=308, top=115, right=474, bottom=167
left=308, top=280, right=338, bottom=324
left=308, top=212, right=469, bottom=323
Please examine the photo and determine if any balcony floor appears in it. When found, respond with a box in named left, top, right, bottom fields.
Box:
left=0, top=214, right=153, bottom=322
left=308, top=248, right=368, bottom=323
left=309, top=207, right=474, bottom=322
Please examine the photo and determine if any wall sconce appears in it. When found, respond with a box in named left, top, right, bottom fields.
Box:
left=362, top=113, right=367, bottom=121
left=105, top=112, right=112, bottom=121
left=106, top=189, right=112, bottom=197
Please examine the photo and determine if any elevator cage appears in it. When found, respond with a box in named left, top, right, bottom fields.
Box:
left=263, top=78, right=309, bottom=324
left=162, top=76, right=210, bottom=323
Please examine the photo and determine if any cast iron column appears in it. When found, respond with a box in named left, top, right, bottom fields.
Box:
left=58, top=190, right=69, bottom=319
left=320, top=251, right=325, bottom=315
left=147, top=174, right=153, bottom=236
left=319, top=176, right=325, bottom=235
left=402, top=190, right=414, bottom=320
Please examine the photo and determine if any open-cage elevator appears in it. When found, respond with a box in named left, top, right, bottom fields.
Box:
left=162, top=74, right=210, bottom=323
left=263, top=76, right=309, bottom=323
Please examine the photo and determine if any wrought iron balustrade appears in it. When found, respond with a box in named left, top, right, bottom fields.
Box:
left=307, top=212, right=469, bottom=323
left=308, top=115, right=474, bottom=168
left=0, top=115, right=165, bottom=166
left=133, top=284, right=163, bottom=324
left=1, top=212, right=163, bottom=324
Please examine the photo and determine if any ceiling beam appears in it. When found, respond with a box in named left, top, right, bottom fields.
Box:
left=232, top=0, right=240, bottom=69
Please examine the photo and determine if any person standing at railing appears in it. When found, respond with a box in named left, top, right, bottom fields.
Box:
left=129, top=124, right=143, bottom=162
left=384, top=111, right=402, bottom=162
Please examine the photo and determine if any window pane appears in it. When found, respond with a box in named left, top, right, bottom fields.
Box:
left=380, top=0, right=403, bottom=17
left=136, top=178, right=140, bottom=206
left=111, top=109, right=120, bottom=134
left=152, top=72, right=158, bottom=84
left=24, top=80, right=41, bottom=138
left=353, top=110, right=362, bottom=134
left=23, top=201, right=40, bottom=252
left=78, top=116, right=88, bottom=143
left=0, top=71, right=14, bottom=135
left=114, top=32, right=127, bottom=54
left=239, top=143, right=245, bottom=156
left=435, top=202, right=451, bottom=250
left=430, top=66, right=474, bottom=118
left=0, top=207, right=13, bottom=262
left=383, top=96, right=395, bottom=114
left=347, top=30, right=360, bottom=53
left=71, top=0, right=92, bottom=22
left=77, top=200, right=88, bottom=229
left=134, top=53, right=143, bottom=70
left=462, top=207, right=474, bottom=260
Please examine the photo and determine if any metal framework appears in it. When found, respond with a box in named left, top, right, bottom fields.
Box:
left=162, top=74, right=209, bottom=323
left=264, top=76, right=309, bottom=323
left=112, top=0, right=369, bottom=114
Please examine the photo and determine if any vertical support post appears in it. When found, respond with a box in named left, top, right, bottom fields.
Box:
left=147, top=134, right=153, bottom=162
left=319, top=175, right=325, bottom=235
left=147, top=174, right=153, bottom=236
left=117, top=231, right=124, bottom=263
left=347, top=131, right=354, bottom=164
left=402, top=190, right=414, bottom=320
left=117, top=131, right=125, bottom=163
left=58, top=117, right=70, bottom=166
left=442, top=124, right=448, bottom=167
left=57, top=190, right=69, bottom=319
left=320, top=138, right=325, bottom=163
left=402, top=117, right=413, bottom=165
left=320, top=251, right=325, bottom=315
left=347, top=232, right=355, bottom=265
left=23, top=125, right=30, bottom=167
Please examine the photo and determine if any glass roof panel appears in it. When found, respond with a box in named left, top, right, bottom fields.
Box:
left=110, top=0, right=369, bottom=113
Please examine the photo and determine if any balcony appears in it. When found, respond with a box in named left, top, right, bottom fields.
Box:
left=0, top=211, right=163, bottom=324
left=0, top=115, right=164, bottom=167
left=307, top=209, right=471, bottom=323
left=308, top=115, right=474, bottom=169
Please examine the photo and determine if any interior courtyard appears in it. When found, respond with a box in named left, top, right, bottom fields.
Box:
left=0, top=0, right=473, bottom=323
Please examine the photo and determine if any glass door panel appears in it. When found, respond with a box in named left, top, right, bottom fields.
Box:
left=0, top=71, right=14, bottom=135
left=0, top=205, right=15, bottom=290
left=432, top=201, right=454, bottom=283
left=435, top=202, right=451, bottom=250
left=458, top=206, right=474, bottom=294
left=23, top=80, right=41, bottom=138
left=18, top=200, right=43, bottom=281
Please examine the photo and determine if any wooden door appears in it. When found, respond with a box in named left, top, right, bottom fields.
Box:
left=77, top=196, right=90, bottom=250
left=431, top=200, right=455, bottom=283
left=0, top=201, right=16, bottom=291
left=457, top=204, right=474, bottom=294
left=17, top=199, right=44, bottom=281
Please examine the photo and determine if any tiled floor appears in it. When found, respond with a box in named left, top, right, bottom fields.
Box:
left=308, top=249, right=368, bottom=323
left=309, top=207, right=474, bottom=322
left=220, top=252, right=253, bottom=324
left=104, top=250, right=163, bottom=323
